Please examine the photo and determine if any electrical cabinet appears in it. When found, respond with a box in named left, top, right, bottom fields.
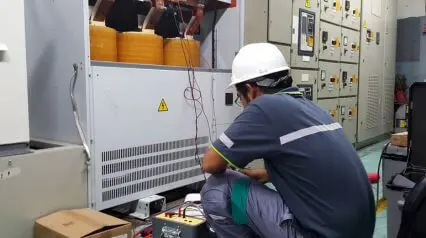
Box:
left=291, top=69, right=318, bottom=102
left=319, top=22, right=341, bottom=62
left=274, top=44, right=291, bottom=66
left=291, top=1, right=319, bottom=69
left=357, top=0, right=387, bottom=142
left=317, top=98, right=340, bottom=122
left=317, top=61, right=340, bottom=98
left=244, top=0, right=268, bottom=44
left=339, top=63, right=358, bottom=96
left=339, top=97, right=358, bottom=143
left=268, top=0, right=293, bottom=44
left=341, top=28, right=360, bottom=63
left=341, top=0, right=361, bottom=30
left=320, top=0, right=343, bottom=25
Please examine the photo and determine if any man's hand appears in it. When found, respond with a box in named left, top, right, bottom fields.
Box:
left=241, top=168, right=269, bottom=183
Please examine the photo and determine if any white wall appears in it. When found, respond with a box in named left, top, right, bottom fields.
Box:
left=397, top=0, right=425, bottom=19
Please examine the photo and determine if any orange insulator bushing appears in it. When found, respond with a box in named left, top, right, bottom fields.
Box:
left=118, top=30, right=163, bottom=65
left=89, top=24, right=117, bottom=62
left=164, top=38, right=200, bottom=67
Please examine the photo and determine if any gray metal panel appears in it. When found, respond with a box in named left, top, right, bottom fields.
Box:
left=291, top=69, right=318, bottom=102
left=25, top=0, right=89, bottom=144
left=268, top=0, right=293, bottom=44
left=90, top=66, right=237, bottom=209
left=341, top=0, right=361, bottom=30
left=396, top=17, right=421, bottom=62
left=317, top=98, right=340, bottom=122
left=357, top=0, right=386, bottom=142
left=244, top=0, right=268, bottom=44
left=0, top=144, right=87, bottom=238
left=339, top=63, right=359, bottom=96
left=320, top=0, right=343, bottom=25
left=319, top=21, right=341, bottom=62
left=274, top=44, right=291, bottom=65
left=200, top=7, right=241, bottom=69
left=291, top=1, right=320, bottom=69
left=341, top=28, right=360, bottom=63
left=339, top=97, right=358, bottom=143
left=317, top=61, right=340, bottom=98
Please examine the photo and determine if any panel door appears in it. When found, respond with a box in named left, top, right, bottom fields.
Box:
left=341, top=27, right=360, bottom=63
left=339, top=63, right=358, bottom=96
left=342, top=0, right=361, bottom=30
left=339, top=96, right=358, bottom=143
left=317, top=98, right=340, bottom=122
left=268, top=0, right=293, bottom=44
left=319, top=21, right=341, bottom=61
left=291, top=0, right=320, bottom=69
left=318, top=61, right=340, bottom=98
left=292, top=69, right=318, bottom=102
left=320, top=0, right=343, bottom=25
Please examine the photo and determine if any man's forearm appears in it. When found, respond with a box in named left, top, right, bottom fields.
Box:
left=241, top=168, right=269, bottom=183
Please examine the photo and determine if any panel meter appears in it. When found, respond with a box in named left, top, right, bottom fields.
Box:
left=297, top=84, right=313, bottom=100
left=366, top=29, right=372, bottom=43
left=342, top=71, right=348, bottom=87
left=345, top=0, right=350, bottom=11
left=298, top=9, right=316, bottom=56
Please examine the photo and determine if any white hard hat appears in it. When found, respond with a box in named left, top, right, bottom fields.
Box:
left=229, top=43, right=290, bottom=88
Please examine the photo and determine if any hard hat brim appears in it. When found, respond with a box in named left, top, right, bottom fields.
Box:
left=227, top=65, right=291, bottom=88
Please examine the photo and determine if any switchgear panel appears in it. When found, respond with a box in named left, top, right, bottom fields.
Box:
left=339, top=97, right=357, bottom=143
left=319, top=22, right=341, bottom=62
left=340, top=63, right=358, bottom=96
left=291, top=1, right=319, bottom=69
left=320, top=0, right=343, bottom=25
left=341, top=28, right=360, bottom=63
left=292, top=69, right=318, bottom=102
left=341, top=0, right=361, bottom=30
left=317, top=98, right=340, bottom=122
left=318, top=62, right=340, bottom=99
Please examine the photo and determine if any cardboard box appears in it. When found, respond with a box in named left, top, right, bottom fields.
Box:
left=391, top=132, right=408, bottom=147
left=34, top=208, right=131, bottom=238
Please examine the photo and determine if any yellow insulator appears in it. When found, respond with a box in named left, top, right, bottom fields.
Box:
left=117, top=30, right=163, bottom=65
left=164, top=38, right=200, bottom=67
left=89, top=24, right=117, bottom=62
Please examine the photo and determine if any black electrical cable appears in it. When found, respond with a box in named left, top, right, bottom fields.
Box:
left=376, top=142, right=391, bottom=208
left=173, top=4, right=215, bottom=182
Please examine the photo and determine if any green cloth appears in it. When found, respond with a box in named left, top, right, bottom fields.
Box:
left=231, top=178, right=251, bottom=225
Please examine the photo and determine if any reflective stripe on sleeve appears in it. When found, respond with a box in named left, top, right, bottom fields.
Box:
left=219, top=133, right=234, bottom=149
left=280, top=122, right=342, bottom=145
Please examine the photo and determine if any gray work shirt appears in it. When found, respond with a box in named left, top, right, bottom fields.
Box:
left=211, top=87, right=375, bottom=238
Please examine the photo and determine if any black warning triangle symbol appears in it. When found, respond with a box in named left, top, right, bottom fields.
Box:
left=158, top=99, right=168, bottom=112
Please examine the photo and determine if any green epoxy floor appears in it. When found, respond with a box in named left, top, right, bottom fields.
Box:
left=358, top=140, right=388, bottom=238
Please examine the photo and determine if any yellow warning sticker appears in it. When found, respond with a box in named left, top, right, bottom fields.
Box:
left=305, top=0, right=311, bottom=8
left=308, top=36, right=314, bottom=47
left=336, top=0, right=341, bottom=10
left=158, top=99, right=168, bottom=112
left=363, top=20, right=367, bottom=28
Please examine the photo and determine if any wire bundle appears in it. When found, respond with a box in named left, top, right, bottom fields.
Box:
left=172, top=3, right=216, bottom=182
